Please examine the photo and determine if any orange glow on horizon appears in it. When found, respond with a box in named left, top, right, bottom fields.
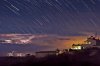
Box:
left=61, top=36, right=87, bottom=49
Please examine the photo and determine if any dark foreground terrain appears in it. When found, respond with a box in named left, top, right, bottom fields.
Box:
left=0, top=48, right=100, bottom=66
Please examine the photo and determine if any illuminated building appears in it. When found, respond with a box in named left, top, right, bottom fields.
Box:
left=71, top=44, right=82, bottom=50
left=71, top=36, right=100, bottom=50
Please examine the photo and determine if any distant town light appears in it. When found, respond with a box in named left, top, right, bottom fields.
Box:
left=8, top=52, right=26, bottom=57
left=8, top=53, right=13, bottom=56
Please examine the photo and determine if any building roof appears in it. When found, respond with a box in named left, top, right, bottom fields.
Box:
left=72, top=44, right=82, bottom=46
left=36, top=51, right=57, bottom=53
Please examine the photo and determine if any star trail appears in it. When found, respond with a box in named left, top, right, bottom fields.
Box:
left=0, top=0, right=100, bottom=50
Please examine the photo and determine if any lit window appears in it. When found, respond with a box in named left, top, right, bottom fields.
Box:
left=88, top=42, right=91, bottom=44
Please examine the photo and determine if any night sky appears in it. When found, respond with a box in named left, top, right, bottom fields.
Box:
left=0, top=0, right=100, bottom=51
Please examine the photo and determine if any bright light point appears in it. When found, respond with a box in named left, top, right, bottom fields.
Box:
left=5, top=40, right=12, bottom=43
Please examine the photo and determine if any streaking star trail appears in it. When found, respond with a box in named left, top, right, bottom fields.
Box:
left=0, top=0, right=100, bottom=50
